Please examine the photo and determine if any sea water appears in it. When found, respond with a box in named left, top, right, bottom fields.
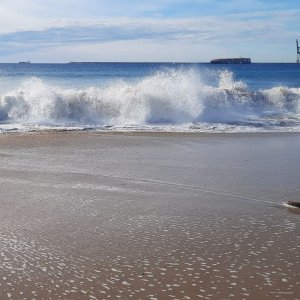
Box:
left=0, top=62, right=299, bottom=133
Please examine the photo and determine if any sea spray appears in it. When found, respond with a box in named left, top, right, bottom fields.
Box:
left=0, top=68, right=299, bottom=132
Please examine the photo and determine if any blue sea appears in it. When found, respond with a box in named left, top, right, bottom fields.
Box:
left=0, top=62, right=299, bottom=133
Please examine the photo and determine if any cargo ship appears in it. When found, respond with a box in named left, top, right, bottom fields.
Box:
left=210, top=58, right=251, bottom=64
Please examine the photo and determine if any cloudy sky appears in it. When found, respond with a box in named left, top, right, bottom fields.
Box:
left=0, top=0, right=299, bottom=62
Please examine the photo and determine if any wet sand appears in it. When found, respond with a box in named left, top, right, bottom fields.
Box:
left=0, top=132, right=299, bottom=299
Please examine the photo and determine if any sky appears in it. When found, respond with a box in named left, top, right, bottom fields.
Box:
left=0, top=0, right=299, bottom=62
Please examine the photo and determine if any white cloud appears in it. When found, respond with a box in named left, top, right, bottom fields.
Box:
left=0, top=1, right=299, bottom=62
left=0, top=10, right=297, bottom=44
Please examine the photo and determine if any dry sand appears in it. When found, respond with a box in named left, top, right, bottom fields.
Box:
left=0, top=132, right=299, bottom=299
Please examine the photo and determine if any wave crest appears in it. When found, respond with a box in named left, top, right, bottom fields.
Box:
left=0, top=68, right=299, bottom=131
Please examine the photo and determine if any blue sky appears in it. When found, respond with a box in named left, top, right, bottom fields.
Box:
left=0, top=0, right=299, bottom=62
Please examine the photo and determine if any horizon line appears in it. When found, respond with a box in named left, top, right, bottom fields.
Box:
left=0, top=61, right=298, bottom=64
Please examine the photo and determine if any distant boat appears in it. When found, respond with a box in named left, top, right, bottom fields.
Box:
left=19, top=61, right=31, bottom=64
left=210, top=58, right=251, bottom=64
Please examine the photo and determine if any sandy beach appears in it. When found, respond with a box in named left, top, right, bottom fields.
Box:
left=0, top=131, right=299, bottom=299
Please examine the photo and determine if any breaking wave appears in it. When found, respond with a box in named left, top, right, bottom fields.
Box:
left=0, top=68, right=299, bottom=132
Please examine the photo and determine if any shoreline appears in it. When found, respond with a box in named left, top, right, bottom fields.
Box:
left=1, top=129, right=300, bottom=137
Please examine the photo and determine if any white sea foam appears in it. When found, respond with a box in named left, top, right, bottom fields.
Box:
left=0, top=68, right=299, bottom=133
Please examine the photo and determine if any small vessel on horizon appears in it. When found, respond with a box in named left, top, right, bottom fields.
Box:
left=18, top=61, right=31, bottom=64
left=210, top=57, right=251, bottom=64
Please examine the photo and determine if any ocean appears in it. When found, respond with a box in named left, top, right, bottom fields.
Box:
left=0, top=62, right=299, bottom=133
